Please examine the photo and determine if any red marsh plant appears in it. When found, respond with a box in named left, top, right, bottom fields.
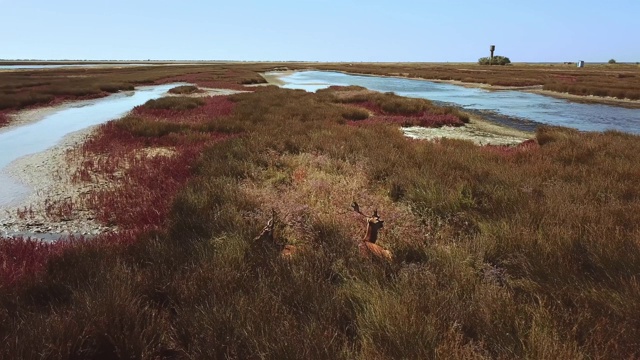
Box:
left=0, top=236, right=76, bottom=288
left=0, top=112, right=9, bottom=127
left=73, top=96, right=238, bottom=231
left=321, top=87, right=470, bottom=127
left=132, top=95, right=236, bottom=124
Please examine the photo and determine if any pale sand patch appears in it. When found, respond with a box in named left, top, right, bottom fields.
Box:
left=402, top=116, right=533, bottom=146
left=260, top=70, right=296, bottom=86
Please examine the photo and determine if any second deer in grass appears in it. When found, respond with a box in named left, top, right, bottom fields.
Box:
left=253, top=209, right=297, bottom=258
left=352, top=202, right=392, bottom=261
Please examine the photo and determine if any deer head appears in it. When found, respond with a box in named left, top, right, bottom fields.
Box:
left=351, top=202, right=384, bottom=244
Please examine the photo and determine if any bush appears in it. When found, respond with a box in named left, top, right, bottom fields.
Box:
left=168, top=85, right=200, bottom=94
left=478, top=56, right=511, bottom=66
left=143, top=96, right=204, bottom=110
left=608, top=59, right=617, bottom=64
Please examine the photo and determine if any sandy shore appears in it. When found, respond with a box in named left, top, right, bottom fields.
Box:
left=260, top=70, right=296, bottom=86
left=0, top=126, right=108, bottom=240
left=402, top=116, right=532, bottom=145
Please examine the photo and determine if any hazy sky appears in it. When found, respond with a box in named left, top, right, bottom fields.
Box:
left=1, top=0, right=638, bottom=62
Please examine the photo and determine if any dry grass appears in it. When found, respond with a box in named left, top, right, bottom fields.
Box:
left=1, top=65, right=640, bottom=359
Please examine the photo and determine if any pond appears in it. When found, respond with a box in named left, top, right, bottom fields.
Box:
left=277, top=71, right=640, bottom=134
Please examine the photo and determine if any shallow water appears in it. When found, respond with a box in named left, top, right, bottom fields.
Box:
left=277, top=71, right=640, bottom=134
left=0, top=83, right=186, bottom=207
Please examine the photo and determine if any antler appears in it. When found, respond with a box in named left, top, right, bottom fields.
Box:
left=255, top=208, right=277, bottom=242
left=351, top=201, right=366, bottom=217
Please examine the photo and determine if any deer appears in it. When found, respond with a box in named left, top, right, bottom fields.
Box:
left=352, top=202, right=392, bottom=261
left=253, top=209, right=297, bottom=258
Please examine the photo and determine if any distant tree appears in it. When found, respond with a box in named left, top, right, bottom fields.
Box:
left=608, top=59, right=617, bottom=64
left=478, top=56, right=511, bottom=66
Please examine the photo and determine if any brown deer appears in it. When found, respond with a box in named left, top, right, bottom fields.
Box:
left=253, top=209, right=297, bottom=258
left=352, top=202, right=392, bottom=261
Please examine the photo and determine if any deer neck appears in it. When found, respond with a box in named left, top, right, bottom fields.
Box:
left=364, top=224, right=379, bottom=243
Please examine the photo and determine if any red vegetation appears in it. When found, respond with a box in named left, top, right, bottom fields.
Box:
left=0, top=96, right=237, bottom=287
left=344, top=100, right=466, bottom=128
left=76, top=96, right=237, bottom=231
left=0, top=237, right=71, bottom=287
left=0, top=112, right=9, bottom=127
left=132, top=95, right=236, bottom=123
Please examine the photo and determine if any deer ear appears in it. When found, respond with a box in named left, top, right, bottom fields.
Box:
left=373, top=209, right=378, bottom=217
left=351, top=202, right=360, bottom=213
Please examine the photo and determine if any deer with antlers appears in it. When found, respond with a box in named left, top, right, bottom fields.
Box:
left=352, top=202, right=392, bottom=261
left=253, top=209, right=297, bottom=258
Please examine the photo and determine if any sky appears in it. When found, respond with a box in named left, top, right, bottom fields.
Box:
left=1, top=0, right=638, bottom=62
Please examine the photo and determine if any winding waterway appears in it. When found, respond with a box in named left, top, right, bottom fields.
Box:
left=277, top=71, right=640, bottom=134
left=0, top=83, right=186, bottom=207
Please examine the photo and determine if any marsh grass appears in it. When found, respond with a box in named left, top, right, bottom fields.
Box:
left=143, top=96, right=204, bottom=111
left=0, top=63, right=286, bottom=117
left=2, top=75, right=640, bottom=359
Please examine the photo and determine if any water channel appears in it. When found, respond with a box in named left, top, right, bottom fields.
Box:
left=0, top=83, right=186, bottom=207
left=277, top=71, right=640, bottom=134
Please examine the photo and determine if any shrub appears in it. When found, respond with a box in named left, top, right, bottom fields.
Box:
left=143, top=96, right=204, bottom=110
left=478, top=56, right=511, bottom=65
left=608, top=59, right=617, bottom=64
left=168, top=85, right=201, bottom=94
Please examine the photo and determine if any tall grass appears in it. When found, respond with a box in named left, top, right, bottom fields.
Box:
left=2, top=83, right=640, bottom=358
